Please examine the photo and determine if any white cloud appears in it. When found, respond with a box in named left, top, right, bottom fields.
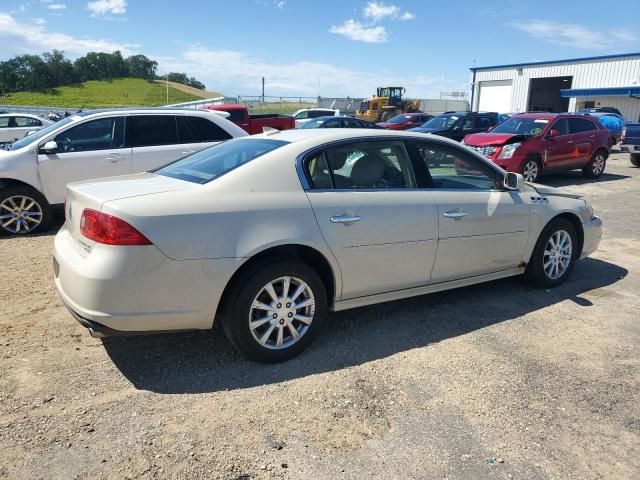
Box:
left=0, top=13, right=137, bottom=56
left=33, top=17, right=47, bottom=25
left=329, top=19, right=387, bottom=43
left=276, top=1, right=285, bottom=9
left=512, top=19, right=638, bottom=50
left=47, top=3, right=67, bottom=10
left=87, top=0, right=127, bottom=16
left=363, top=2, right=414, bottom=22
left=156, top=44, right=438, bottom=97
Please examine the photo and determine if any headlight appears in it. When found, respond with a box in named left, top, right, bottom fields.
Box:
left=585, top=201, right=595, bottom=219
left=498, top=142, right=521, bottom=159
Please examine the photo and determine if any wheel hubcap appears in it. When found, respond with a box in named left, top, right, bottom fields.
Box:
left=0, top=195, right=43, bottom=234
left=523, top=161, right=538, bottom=182
left=543, top=230, right=572, bottom=280
left=249, top=276, right=315, bottom=350
left=593, top=155, right=605, bottom=175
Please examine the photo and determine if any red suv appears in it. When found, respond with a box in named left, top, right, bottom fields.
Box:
left=462, top=113, right=610, bottom=182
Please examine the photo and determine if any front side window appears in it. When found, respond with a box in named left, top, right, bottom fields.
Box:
left=127, top=115, right=177, bottom=147
left=411, top=142, right=501, bottom=190
left=306, top=141, right=415, bottom=190
left=475, top=116, right=494, bottom=128
left=15, top=117, right=41, bottom=127
left=155, top=138, right=288, bottom=184
left=550, top=118, right=569, bottom=136
left=295, top=111, right=309, bottom=119
left=54, top=117, right=125, bottom=153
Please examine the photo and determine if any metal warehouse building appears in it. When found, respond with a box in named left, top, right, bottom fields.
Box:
left=470, top=52, right=640, bottom=122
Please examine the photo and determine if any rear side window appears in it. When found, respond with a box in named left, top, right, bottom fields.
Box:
left=177, top=116, right=233, bottom=143
left=15, top=117, right=42, bottom=127
left=569, top=118, right=597, bottom=133
left=155, top=138, right=288, bottom=184
left=127, top=115, right=178, bottom=147
left=226, top=110, right=245, bottom=123
left=306, top=141, right=415, bottom=190
left=311, top=110, right=332, bottom=118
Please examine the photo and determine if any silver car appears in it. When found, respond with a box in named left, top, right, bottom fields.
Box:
left=53, top=129, right=602, bottom=362
left=0, top=113, right=53, bottom=144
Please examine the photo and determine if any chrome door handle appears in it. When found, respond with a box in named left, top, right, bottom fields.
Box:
left=589, top=135, right=595, bottom=138
left=443, top=210, right=467, bottom=219
left=567, top=140, right=574, bottom=144
left=330, top=215, right=361, bottom=224
left=106, top=153, right=124, bottom=163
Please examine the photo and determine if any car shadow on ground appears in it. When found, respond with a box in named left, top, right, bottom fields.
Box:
left=539, top=171, right=630, bottom=188
left=102, top=257, right=627, bottom=394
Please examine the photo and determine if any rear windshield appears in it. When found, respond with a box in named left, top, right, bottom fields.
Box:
left=155, top=138, right=288, bottom=184
left=492, top=117, right=549, bottom=136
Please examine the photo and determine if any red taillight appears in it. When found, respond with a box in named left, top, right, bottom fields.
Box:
left=80, top=209, right=151, bottom=246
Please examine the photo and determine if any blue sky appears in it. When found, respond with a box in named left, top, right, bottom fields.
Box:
left=1, top=0, right=639, bottom=98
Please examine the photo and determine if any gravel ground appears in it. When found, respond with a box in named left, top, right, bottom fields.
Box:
left=1, top=151, right=639, bottom=480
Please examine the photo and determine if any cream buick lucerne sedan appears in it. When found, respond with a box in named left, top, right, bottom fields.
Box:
left=53, top=129, right=602, bottom=362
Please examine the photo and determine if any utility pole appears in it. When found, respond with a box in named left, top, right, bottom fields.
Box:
left=166, top=74, right=169, bottom=104
left=261, top=77, right=265, bottom=102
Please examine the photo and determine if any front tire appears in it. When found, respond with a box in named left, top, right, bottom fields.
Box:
left=221, top=260, right=327, bottom=362
left=0, top=185, right=52, bottom=236
left=526, top=218, right=578, bottom=288
left=582, top=150, right=607, bottom=178
left=630, top=153, right=640, bottom=167
left=521, top=158, right=541, bottom=183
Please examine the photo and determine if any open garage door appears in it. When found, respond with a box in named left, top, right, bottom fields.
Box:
left=528, top=76, right=572, bottom=112
left=478, top=80, right=512, bottom=113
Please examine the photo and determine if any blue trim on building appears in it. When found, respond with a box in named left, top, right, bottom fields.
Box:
left=560, top=86, right=640, bottom=98
left=470, top=52, right=640, bottom=71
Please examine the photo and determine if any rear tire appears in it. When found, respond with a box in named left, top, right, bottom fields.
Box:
left=526, top=218, right=578, bottom=288
left=582, top=149, right=607, bottom=178
left=631, top=153, right=640, bottom=167
left=0, top=185, right=52, bottom=236
left=221, top=260, right=327, bottom=362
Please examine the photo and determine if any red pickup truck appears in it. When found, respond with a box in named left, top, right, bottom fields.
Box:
left=204, top=104, right=295, bottom=134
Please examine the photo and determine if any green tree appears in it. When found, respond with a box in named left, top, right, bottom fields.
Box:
left=43, top=50, right=77, bottom=86
left=125, top=54, right=158, bottom=80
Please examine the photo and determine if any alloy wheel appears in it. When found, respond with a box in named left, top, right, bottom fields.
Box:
left=543, top=230, right=572, bottom=280
left=249, top=276, right=315, bottom=350
left=592, top=153, right=606, bottom=176
left=0, top=195, right=43, bottom=234
left=522, top=160, right=539, bottom=182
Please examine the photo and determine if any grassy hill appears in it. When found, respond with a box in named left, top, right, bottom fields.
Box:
left=152, top=80, right=222, bottom=99
left=0, top=78, right=211, bottom=108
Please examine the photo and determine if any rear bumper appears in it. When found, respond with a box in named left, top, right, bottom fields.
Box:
left=620, top=144, right=640, bottom=153
left=53, top=226, right=241, bottom=335
left=581, top=215, right=603, bottom=259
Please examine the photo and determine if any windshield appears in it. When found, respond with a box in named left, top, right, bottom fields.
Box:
left=421, top=114, right=460, bottom=130
left=491, top=117, right=549, bottom=136
left=155, top=138, right=288, bottom=184
left=9, top=116, right=76, bottom=150
left=301, top=119, right=326, bottom=129
left=387, top=115, right=411, bottom=124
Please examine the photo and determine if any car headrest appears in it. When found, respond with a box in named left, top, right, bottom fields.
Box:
left=326, top=150, right=349, bottom=170
left=350, top=155, right=386, bottom=187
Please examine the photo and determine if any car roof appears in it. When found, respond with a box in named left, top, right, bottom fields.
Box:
left=0, top=113, right=47, bottom=118
left=72, top=107, right=230, bottom=118
left=309, top=115, right=359, bottom=121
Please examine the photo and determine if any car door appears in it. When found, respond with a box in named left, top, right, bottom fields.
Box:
left=543, top=118, right=574, bottom=168
left=303, top=140, right=439, bottom=299
left=410, top=140, right=530, bottom=283
left=128, top=115, right=183, bottom=172
left=567, top=117, right=598, bottom=165
left=38, top=116, right=130, bottom=204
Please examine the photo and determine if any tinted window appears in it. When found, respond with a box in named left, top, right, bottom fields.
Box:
left=343, top=118, right=362, bottom=128
left=550, top=118, right=569, bottom=136
left=411, top=142, right=501, bottom=190
left=128, top=115, right=177, bottom=147
left=306, top=141, right=415, bottom=189
left=475, top=116, right=495, bottom=128
left=322, top=119, right=341, bottom=128
left=460, top=117, right=475, bottom=130
left=569, top=118, right=597, bottom=133
left=177, top=116, right=232, bottom=143
left=227, top=110, right=245, bottom=123
left=156, top=138, right=288, bottom=184
left=54, top=117, right=125, bottom=152
left=0, top=117, right=8, bottom=128
left=295, top=111, right=309, bottom=119
left=310, top=110, right=332, bottom=118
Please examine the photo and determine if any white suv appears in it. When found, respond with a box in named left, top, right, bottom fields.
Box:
left=0, top=108, right=246, bottom=235
left=293, top=108, right=339, bottom=128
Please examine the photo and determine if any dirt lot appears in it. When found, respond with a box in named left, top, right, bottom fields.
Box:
left=1, top=151, right=639, bottom=480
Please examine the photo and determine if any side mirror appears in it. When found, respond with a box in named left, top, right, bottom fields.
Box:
left=40, top=140, right=58, bottom=154
left=486, top=126, right=494, bottom=132
left=504, top=172, right=525, bottom=190
left=547, top=129, right=559, bottom=137
left=25, top=130, right=37, bottom=137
